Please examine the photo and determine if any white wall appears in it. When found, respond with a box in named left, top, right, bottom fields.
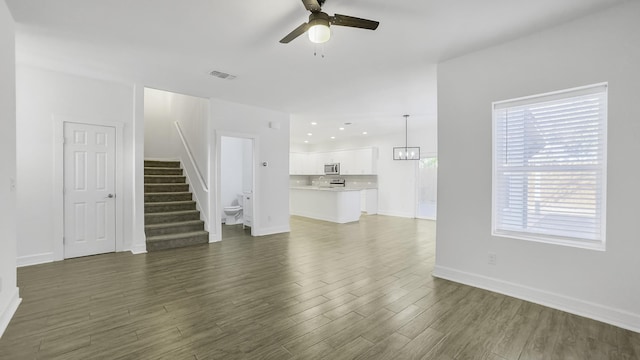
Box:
left=220, top=136, right=245, bottom=209
left=15, top=64, right=137, bottom=265
left=435, top=1, right=640, bottom=332
left=144, top=88, right=209, bottom=182
left=143, top=88, right=180, bottom=159
left=311, top=122, right=437, bottom=218
left=0, top=0, right=20, bottom=337
left=212, top=99, right=290, bottom=237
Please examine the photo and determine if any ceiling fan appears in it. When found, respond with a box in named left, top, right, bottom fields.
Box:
left=280, top=0, right=380, bottom=44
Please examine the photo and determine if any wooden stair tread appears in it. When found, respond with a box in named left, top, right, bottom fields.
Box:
left=144, top=160, right=180, bottom=168
left=144, top=175, right=185, bottom=178
left=144, top=159, right=208, bottom=251
left=146, top=231, right=209, bottom=242
left=145, top=183, right=189, bottom=186
left=145, top=220, right=204, bottom=230
left=145, top=209, right=199, bottom=216
left=144, top=200, right=195, bottom=206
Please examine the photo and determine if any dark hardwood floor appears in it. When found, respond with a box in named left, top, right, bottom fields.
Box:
left=1, top=215, right=638, bottom=359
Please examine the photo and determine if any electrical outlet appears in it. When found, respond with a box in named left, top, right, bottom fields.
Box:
left=488, top=252, right=497, bottom=266
left=9, top=177, right=16, bottom=193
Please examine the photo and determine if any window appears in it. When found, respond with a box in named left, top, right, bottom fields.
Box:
left=492, top=84, right=607, bottom=250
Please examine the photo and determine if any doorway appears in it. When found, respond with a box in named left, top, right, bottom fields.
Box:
left=63, top=122, right=117, bottom=258
left=220, top=135, right=255, bottom=239
left=416, top=156, right=438, bottom=220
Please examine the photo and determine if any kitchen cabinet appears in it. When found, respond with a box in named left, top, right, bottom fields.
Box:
left=334, top=150, right=355, bottom=174
left=289, top=147, right=378, bottom=175
left=289, top=153, right=306, bottom=175
left=352, top=148, right=377, bottom=174
left=290, top=152, right=321, bottom=175
left=290, top=187, right=362, bottom=223
left=360, top=189, right=378, bottom=214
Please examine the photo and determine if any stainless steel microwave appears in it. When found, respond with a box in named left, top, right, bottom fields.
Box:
left=324, top=163, right=340, bottom=175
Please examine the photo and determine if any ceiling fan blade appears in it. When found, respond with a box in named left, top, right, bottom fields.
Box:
left=280, top=22, right=309, bottom=43
left=330, top=14, right=379, bottom=30
left=301, top=0, right=322, bottom=12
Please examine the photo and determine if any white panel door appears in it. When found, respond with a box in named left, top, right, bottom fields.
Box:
left=64, top=123, right=116, bottom=258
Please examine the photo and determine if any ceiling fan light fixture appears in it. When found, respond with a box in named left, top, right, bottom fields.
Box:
left=308, top=21, right=330, bottom=43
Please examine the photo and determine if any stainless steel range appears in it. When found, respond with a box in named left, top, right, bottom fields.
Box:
left=329, top=179, right=345, bottom=187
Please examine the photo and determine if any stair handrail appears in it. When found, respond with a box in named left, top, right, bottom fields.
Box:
left=174, top=121, right=208, bottom=191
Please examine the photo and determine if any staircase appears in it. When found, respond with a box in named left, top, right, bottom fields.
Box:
left=144, top=160, right=209, bottom=251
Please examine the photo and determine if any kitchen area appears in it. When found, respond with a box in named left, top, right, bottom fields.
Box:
left=290, top=147, right=378, bottom=223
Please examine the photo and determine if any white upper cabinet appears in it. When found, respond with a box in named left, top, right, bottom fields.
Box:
left=352, top=147, right=378, bottom=174
left=289, top=147, right=378, bottom=175
left=289, top=152, right=307, bottom=175
left=308, top=153, right=324, bottom=175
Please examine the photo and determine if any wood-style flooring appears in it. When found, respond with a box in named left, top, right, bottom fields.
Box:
left=1, top=215, right=638, bottom=359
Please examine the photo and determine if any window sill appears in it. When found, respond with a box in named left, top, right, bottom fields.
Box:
left=492, top=230, right=606, bottom=251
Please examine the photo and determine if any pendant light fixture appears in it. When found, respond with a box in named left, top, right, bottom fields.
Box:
left=393, top=114, right=420, bottom=160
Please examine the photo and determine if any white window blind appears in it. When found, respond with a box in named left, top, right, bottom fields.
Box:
left=492, top=84, right=607, bottom=249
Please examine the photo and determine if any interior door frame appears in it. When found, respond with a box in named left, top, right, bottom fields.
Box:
left=53, top=116, right=125, bottom=261
left=414, top=152, right=438, bottom=220
left=214, top=131, right=259, bottom=240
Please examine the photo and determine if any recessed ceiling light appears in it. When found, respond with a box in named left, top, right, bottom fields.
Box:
left=339, top=127, right=345, bottom=131
left=311, top=122, right=317, bottom=125
left=307, top=133, right=313, bottom=136
left=304, top=140, right=309, bottom=143
left=330, top=136, right=335, bottom=139
left=362, top=131, right=368, bottom=135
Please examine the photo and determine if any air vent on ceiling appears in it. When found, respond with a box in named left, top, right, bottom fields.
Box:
left=210, top=70, right=237, bottom=80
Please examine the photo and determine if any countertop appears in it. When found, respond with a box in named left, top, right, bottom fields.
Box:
left=290, top=186, right=365, bottom=192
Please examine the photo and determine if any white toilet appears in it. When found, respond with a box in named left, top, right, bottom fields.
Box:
left=223, top=194, right=243, bottom=225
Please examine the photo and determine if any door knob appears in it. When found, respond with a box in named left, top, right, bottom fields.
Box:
left=106, top=194, right=114, bottom=198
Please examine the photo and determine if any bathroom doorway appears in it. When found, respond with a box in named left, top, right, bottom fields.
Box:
left=220, top=135, right=255, bottom=239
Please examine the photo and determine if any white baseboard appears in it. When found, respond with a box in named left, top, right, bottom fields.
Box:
left=0, top=288, right=22, bottom=338
left=253, top=225, right=291, bottom=237
left=432, top=265, right=640, bottom=333
left=209, top=232, right=221, bottom=243
left=290, top=210, right=360, bottom=224
left=17, top=252, right=54, bottom=267
left=377, top=210, right=415, bottom=218
left=144, top=157, right=180, bottom=161
left=129, top=243, right=147, bottom=255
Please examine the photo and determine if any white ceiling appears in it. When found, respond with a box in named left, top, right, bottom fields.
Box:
left=6, top=0, right=626, bottom=146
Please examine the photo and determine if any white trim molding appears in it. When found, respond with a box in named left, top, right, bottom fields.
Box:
left=432, top=265, right=640, bottom=333
left=128, top=244, right=147, bottom=255
left=252, top=225, right=291, bottom=237
left=53, top=115, right=126, bottom=261
left=0, top=288, right=21, bottom=338
left=377, top=210, right=415, bottom=219
left=17, top=253, right=55, bottom=267
left=215, top=131, right=260, bottom=239
left=131, top=84, right=147, bottom=255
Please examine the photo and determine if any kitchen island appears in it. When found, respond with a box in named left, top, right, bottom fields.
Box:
left=290, top=186, right=362, bottom=223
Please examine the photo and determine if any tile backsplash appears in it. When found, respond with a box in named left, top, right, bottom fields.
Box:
left=289, top=175, right=378, bottom=189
